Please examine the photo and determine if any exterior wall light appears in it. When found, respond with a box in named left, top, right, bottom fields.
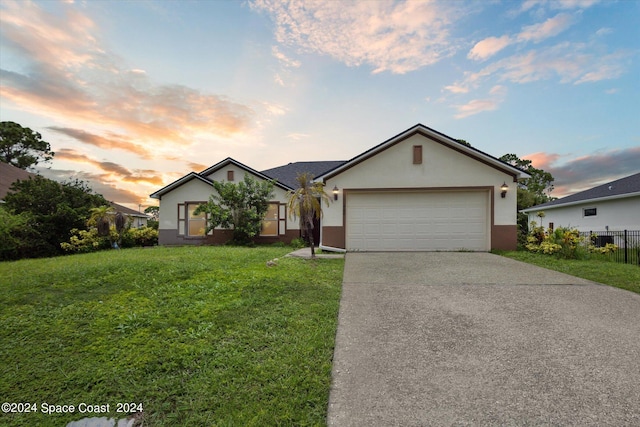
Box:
left=500, top=182, right=509, bottom=198
left=333, top=185, right=339, bottom=201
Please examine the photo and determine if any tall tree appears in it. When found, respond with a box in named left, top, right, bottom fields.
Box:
left=195, top=174, right=275, bottom=244
left=286, top=172, right=331, bottom=258
left=0, top=121, right=54, bottom=169
left=500, top=154, right=555, bottom=245
left=4, top=176, right=107, bottom=257
left=500, top=154, right=555, bottom=208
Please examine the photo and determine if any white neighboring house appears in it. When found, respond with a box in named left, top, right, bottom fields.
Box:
left=521, top=172, right=640, bottom=233
left=109, top=202, right=150, bottom=228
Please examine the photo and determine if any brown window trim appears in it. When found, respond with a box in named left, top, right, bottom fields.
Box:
left=260, top=202, right=279, bottom=236
left=179, top=202, right=208, bottom=238
left=227, top=170, right=234, bottom=181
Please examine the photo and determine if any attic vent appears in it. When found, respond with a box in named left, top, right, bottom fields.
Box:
left=413, top=145, right=423, bottom=164
left=227, top=170, right=234, bottom=181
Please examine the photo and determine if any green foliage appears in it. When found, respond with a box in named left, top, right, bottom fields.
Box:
left=194, top=174, right=275, bottom=244
left=290, top=237, right=307, bottom=248
left=286, top=172, right=332, bottom=257
left=3, top=176, right=107, bottom=258
left=0, top=246, right=344, bottom=426
left=0, top=208, right=42, bottom=261
left=525, top=221, right=618, bottom=260
left=0, top=121, right=54, bottom=169
left=127, top=226, right=159, bottom=247
left=62, top=226, right=158, bottom=253
left=144, top=205, right=159, bottom=220
left=500, top=154, right=556, bottom=245
left=60, top=228, right=112, bottom=253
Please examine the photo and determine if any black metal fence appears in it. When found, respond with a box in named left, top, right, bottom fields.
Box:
left=579, top=230, right=640, bottom=266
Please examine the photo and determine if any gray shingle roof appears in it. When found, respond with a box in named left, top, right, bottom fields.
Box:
left=261, top=161, right=347, bottom=189
left=523, top=172, right=640, bottom=211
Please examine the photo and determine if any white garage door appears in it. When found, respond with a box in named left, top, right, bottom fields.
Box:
left=346, top=191, right=489, bottom=251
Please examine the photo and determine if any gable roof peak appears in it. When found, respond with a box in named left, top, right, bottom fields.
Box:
left=315, top=123, right=530, bottom=182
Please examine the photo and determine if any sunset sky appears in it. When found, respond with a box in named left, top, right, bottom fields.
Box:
left=1, top=0, right=638, bottom=210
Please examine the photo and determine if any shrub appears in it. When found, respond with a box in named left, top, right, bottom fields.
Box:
left=525, top=222, right=618, bottom=260
left=61, top=228, right=112, bottom=253
left=290, top=237, right=306, bottom=248
left=62, top=226, right=158, bottom=253
left=127, top=226, right=158, bottom=247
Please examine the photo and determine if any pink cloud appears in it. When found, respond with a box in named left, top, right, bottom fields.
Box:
left=517, top=13, right=574, bottom=43
left=0, top=1, right=254, bottom=155
left=468, top=36, right=513, bottom=61
left=252, top=0, right=458, bottom=74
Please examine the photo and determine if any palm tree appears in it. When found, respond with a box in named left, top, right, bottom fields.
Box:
left=286, top=172, right=331, bottom=258
left=88, top=206, right=116, bottom=237
left=88, top=206, right=128, bottom=248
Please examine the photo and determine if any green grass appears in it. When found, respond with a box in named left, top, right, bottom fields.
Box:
left=0, top=246, right=344, bottom=426
left=495, top=250, right=640, bottom=295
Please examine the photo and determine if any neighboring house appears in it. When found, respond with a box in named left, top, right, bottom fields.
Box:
left=151, top=124, right=529, bottom=251
left=1, top=162, right=149, bottom=227
left=521, top=172, right=640, bottom=233
left=0, top=161, right=35, bottom=203
left=109, top=202, right=150, bottom=228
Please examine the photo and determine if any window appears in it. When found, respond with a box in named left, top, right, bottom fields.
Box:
left=548, top=222, right=554, bottom=232
left=261, top=203, right=279, bottom=236
left=188, top=204, right=207, bottom=236
left=583, top=208, right=597, bottom=217
left=413, top=145, right=423, bottom=164
left=227, top=170, right=234, bottom=181
left=178, top=203, right=207, bottom=237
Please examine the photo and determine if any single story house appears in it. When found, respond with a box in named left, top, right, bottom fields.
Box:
left=109, top=202, right=150, bottom=228
left=521, top=172, right=640, bottom=233
left=151, top=124, right=528, bottom=251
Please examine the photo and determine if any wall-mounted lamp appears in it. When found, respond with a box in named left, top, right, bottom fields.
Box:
left=500, top=182, right=509, bottom=198
left=333, top=185, right=339, bottom=201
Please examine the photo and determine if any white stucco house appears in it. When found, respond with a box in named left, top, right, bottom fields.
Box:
left=150, top=124, right=529, bottom=251
left=521, top=172, right=640, bottom=233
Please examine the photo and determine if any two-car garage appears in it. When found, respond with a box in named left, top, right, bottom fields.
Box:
left=345, top=190, right=490, bottom=252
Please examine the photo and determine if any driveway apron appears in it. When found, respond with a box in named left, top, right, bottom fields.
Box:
left=327, top=252, right=640, bottom=426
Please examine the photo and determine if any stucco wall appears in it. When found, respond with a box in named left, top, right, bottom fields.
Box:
left=157, top=170, right=300, bottom=246
left=158, top=178, right=214, bottom=231
left=322, top=133, right=517, bottom=229
left=527, top=196, right=640, bottom=232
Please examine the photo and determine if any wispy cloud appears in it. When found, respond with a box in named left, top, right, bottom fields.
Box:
left=55, top=148, right=164, bottom=186
left=468, top=12, right=574, bottom=63
left=37, top=168, right=147, bottom=205
left=517, top=13, right=574, bottom=43
left=454, top=85, right=507, bottom=119
left=456, top=41, right=629, bottom=91
left=0, top=0, right=254, bottom=152
left=251, top=0, right=458, bottom=74
left=47, top=127, right=152, bottom=158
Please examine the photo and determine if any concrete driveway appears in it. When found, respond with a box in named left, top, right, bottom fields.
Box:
left=327, top=253, right=640, bottom=426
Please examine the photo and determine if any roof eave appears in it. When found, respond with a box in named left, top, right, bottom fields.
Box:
left=201, top=157, right=293, bottom=191
left=314, top=124, right=528, bottom=182
left=521, top=191, right=640, bottom=213
left=149, top=173, right=213, bottom=199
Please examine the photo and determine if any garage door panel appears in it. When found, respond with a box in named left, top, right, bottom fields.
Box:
left=346, top=191, right=489, bottom=251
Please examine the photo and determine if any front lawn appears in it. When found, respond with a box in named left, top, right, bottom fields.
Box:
left=495, top=250, right=640, bottom=294
left=0, top=246, right=344, bottom=426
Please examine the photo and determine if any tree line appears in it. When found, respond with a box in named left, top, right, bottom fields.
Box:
left=1, top=121, right=158, bottom=260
